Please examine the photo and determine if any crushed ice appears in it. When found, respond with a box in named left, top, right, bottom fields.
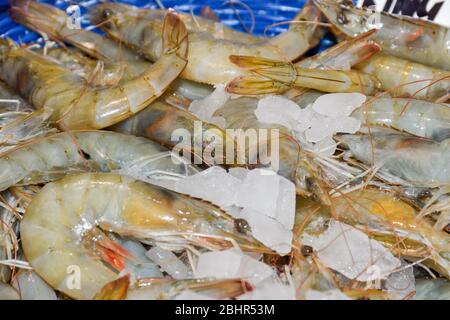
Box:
left=188, top=84, right=229, bottom=128
left=302, top=220, right=401, bottom=281
left=175, top=167, right=295, bottom=255
left=254, top=93, right=365, bottom=156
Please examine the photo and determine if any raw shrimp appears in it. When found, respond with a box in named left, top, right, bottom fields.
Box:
left=88, top=1, right=323, bottom=85
left=96, top=275, right=252, bottom=300
left=351, top=97, right=450, bottom=141
left=297, top=29, right=381, bottom=70
left=314, top=0, right=450, bottom=70
left=226, top=55, right=381, bottom=95
left=339, top=132, right=450, bottom=187
left=85, top=2, right=260, bottom=44
left=355, top=54, right=450, bottom=102
left=10, top=0, right=213, bottom=100
left=295, top=189, right=450, bottom=279
left=0, top=12, right=188, bottom=129
left=0, top=130, right=198, bottom=192
left=20, top=173, right=267, bottom=299
left=110, top=99, right=236, bottom=166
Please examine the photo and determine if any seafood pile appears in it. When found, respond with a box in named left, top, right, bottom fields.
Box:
left=0, top=0, right=449, bottom=300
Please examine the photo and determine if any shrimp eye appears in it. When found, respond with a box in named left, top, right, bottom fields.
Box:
left=337, top=11, right=349, bottom=24
left=102, top=8, right=114, bottom=20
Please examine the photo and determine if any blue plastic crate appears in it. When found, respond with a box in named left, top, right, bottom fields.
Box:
left=0, top=0, right=336, bottom=52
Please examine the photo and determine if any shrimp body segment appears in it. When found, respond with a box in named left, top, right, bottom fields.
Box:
left=355, top=54, right=450, bottom=102
left=0, top=12, right=188, bottom=129
left=21, top=173, right=266, bottom=299
left=351, top=97, right=450, bottom=141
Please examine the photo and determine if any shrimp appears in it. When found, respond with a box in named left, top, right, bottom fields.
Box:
left=0, top=11, right=188, bottom=130
left=351, top=97, right=450, bottom=141
left=295, top=189, right=450, bottom=279
left=85, top=2, right=260, bottom=44
left=0, top=130, right=199, bottom=192
left=314, top=0, right=450, bottom=70
left=88, top=1, right=323, bottom=85
left=95, top=275, right=252, bottom=300
left=355, top=54, right=450, bottom=102
left=225, top=55, right=381, bottom=95
left=20, top=173, right=268, bottom=299
left=338, top=132, right=450, bottom=187
left=10, top=0, right=213, bottom=100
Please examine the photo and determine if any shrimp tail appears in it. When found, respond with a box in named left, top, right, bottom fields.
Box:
left=83, top=228, right=135, bottom=272
left=161, top=10, right=188, bottom=57
left=227, top=55, right=296, bottom=94
left=94, top=275, right=130, bottom=300
left=9, top=0, right=66, bottom=42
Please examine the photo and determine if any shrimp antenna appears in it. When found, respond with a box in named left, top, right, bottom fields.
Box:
left=223, top=0, right=255, bottom=33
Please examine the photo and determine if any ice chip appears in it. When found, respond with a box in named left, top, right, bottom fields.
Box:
left=236, top=169, right=280, bottom=218
left=314, top=136, right=337, bottom=156
left=238, top=278, right=294, bottom=300
left=312, top=93, right=367, bottom=117
left=241, top=208, right=293, bottom=255
left=302, top=220, right=400, bottom=281
left=196, top=249, right=274, bottom=284
left=188, top=84, right=230, bottom=122
left=175, top=166, right=241, bottom=208
left=255, top=95, right=301, bottom=130
left=274, top=176, right=296, bottom=230
left=228, top=167, right=250, bottom=181
left=304, top=115, right=335, bottom=143
left=146, top=246, right=191, bottom=279
left=331, top=116, right=361, bottom=134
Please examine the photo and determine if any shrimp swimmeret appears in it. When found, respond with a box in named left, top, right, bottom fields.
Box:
left=0, top=12, right=188, bottom=130
left=21, top=173, right=268, bottom=299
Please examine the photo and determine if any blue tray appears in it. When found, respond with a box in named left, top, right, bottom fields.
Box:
left=0, top=0, right=336, bottom=52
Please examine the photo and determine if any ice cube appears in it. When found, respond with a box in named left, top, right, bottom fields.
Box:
left=314, top=136, right=337, bottom=157
left=241, top=208, right=293, bottom=255
left=175, top=166, right=241, bottom=208
left=312, top=93, right=367, bottom=117
left=302, top=220, right=400, bottom=281
left=274, top=175, right=296, bottom=230
left=228, top=167, right=250, bottom=181
left=195, top=249, right=274, bottom=284
left=146, top=246, right=191, bottom=279
left=189, top=84, right=230, bottom=122
left=238, top=278, right=294, bottom=300
left=293, top=103, right=315, bottom=132
left=331, top=116, right=361, bottom=134
left=236, top=169, right=280, bottom=218
left=304, top=115, right=335, bottom=143
left=255, top=95, right=301, bottom=130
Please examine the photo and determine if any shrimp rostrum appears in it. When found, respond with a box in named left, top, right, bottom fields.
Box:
left=0, top=11, right=188, bottom=130
left=21, top=173, right=268, bottom=299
